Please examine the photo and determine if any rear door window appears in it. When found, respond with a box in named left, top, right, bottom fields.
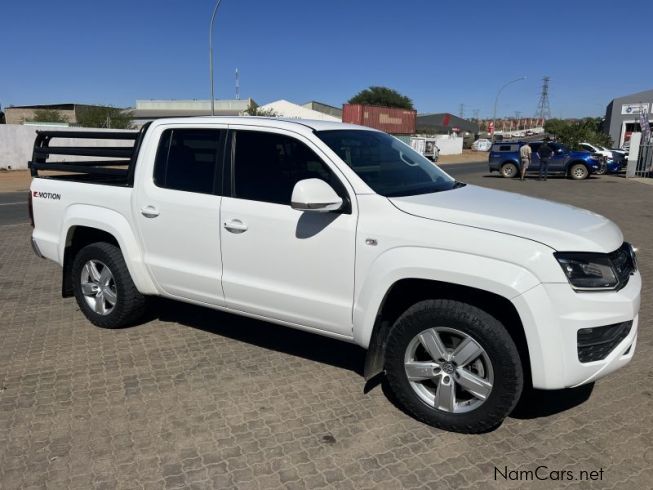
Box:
left=154, top=129, right=226, bottom=194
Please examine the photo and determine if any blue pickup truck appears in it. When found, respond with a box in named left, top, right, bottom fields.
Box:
left=488, top=141, right=616, bottom=179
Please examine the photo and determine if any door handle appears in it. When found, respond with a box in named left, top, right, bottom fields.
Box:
left=141, top=205, right=160, bottom=218
left=224, top=219, right=248, bottom=233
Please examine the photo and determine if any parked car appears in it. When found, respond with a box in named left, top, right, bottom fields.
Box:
left=488, top=141, right=617, bottom=179
left=29, top=119, right=640, bottom=433
left=472, top=138, right=492, bottom=151
left=579, top=142, right=625, bottom=174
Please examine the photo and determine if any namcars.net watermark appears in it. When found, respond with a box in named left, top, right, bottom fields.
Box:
left=495, top=466, right=604, bottom=482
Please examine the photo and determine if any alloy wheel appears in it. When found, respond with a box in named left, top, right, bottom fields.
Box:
left=403, top=327, right=494, bottom=413
left=80, top=259, right=117, bottom=316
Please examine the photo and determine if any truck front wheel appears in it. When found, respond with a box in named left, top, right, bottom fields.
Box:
left=569, top=163, right=589, bottom=180
left=71, top=242, right=147, bottom=328
left=384, top=299, right=523, bottom=433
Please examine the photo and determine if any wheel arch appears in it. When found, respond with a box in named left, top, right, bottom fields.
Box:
left=361, top=278, right=532, bottom=388
left=60, top=205, right=158, bottom=297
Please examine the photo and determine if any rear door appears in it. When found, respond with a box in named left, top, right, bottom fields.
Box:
left=133, top=125, right=227, bottom=305
left=528, top=142, right=541, bottom=171
left=548, top=143, right=567, bottom=172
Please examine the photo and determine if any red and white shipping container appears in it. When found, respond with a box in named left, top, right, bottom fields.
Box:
left=342, top=104, right=416, bottom=134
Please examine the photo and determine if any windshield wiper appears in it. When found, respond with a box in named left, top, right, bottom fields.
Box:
left=453, top=180, right=467, bottom=188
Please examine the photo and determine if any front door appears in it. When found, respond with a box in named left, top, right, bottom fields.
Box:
left=220, top=127, right=357, bottom=336
left=133, top=126, right=227, bottom=305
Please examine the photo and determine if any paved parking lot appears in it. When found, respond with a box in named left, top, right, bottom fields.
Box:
left=1, top=170, right=652, bottom=489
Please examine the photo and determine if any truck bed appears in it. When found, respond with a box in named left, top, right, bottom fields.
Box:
left=28, top=125, right=149, bottom=187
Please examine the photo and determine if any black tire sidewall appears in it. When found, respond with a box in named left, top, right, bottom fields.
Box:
left=385, top=300, right=523, bottom=433
left=71, top=242, right=141, bottom=328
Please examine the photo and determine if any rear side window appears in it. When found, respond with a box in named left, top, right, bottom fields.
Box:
left=232, top=130, right=344, bottom=205
left=154, top=129, right=225, bottom=194
left=499, top=145, right=512, bottom=151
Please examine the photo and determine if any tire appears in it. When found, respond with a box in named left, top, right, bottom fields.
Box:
left=71, top=242, right=147, bottom=328
left=500, top=163, right=518, bottom=178
left=594, top=163, right=607, bottom=175
left=569, top=163, right=589, bottom=180
left=384, top=299, right=523, bottom=433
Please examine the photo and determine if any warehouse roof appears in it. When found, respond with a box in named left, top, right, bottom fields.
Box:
left=416, top=113, right=480, bottom=133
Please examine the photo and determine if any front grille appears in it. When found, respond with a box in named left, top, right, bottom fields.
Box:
left=577, top=321, right=632, bottom=363
left=610, top=242, right=636, bottom=290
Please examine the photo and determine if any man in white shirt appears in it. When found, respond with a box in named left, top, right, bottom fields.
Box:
left=519, top=143, right=532, bottom=181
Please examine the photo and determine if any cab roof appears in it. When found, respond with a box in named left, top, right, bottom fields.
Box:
left=149, top=116, right=376, bottom=133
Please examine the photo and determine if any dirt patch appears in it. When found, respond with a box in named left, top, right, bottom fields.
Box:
left=438, top=150, right=488, bottom=164
left=0, top=170, right=31, bottom=193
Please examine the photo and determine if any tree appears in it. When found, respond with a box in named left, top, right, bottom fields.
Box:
left=76, top=106, right=134, bottom=129
left=544, top=117, right=612, bottom=149
left=27, top=109, right=68, bottom=124
left=244, top=103, right=279, bottom=117
left=348, top=86, right=414, bottom=110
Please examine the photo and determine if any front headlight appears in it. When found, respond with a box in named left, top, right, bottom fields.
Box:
left=554, top=252, right=618, bottom=290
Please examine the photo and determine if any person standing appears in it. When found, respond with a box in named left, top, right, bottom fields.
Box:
left=519, top=143, right=532, bottom=181
left=536, top=139, right=554, bottom=181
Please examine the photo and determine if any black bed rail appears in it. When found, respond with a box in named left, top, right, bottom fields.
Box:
left=28, top=124, right=151, bottom=186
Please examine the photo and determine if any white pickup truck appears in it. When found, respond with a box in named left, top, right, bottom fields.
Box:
left=29, top=118, right=641, bottom=433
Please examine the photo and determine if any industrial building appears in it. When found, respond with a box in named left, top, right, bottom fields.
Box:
left=131, top=99, right=255, bottom=127
left=4, top=103, right=116, bottom=125
left=416, top=113, right=480, bottom=135
left=301, top=101, right=342, bottom=119
left=604, top=89, right=653, bottom=147
left=259, top=100, right=340, bottom=121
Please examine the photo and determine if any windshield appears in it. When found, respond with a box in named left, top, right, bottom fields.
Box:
left=315, top=130, right=457, bottom=197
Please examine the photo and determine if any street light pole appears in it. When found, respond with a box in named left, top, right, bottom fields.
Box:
left=492, top=76, right=526, bottom=140
left=209, top=0, right=224, bottom=116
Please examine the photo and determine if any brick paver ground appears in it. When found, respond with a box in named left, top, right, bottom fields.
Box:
left=1, top=171, right=651, bottom=489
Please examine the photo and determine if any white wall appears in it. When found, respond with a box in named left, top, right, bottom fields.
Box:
left=433, top=135, right=463, bottom=155
left=0, top=124, right=136, bottom=170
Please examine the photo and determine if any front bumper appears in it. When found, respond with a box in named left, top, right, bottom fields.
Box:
left=512, top=271, right=641, bottom=390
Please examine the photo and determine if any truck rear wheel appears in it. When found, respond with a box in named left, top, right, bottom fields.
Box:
left=384, top=299, right=523, bottom=433
left=71, top=242, right=147, bottom=328
left=500, top=163, right=518, bottom=178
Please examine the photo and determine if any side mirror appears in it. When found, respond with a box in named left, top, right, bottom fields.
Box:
left=291, top=178, right=343, bottom=213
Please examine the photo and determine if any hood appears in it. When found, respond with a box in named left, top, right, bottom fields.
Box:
left=390, top=185, right=622, bottom=253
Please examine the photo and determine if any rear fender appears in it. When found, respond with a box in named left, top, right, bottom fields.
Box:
left=61, top=205, right=158, bottom=294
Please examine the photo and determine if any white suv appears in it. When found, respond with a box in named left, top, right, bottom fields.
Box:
left=29, top=118, right=641, bottom=433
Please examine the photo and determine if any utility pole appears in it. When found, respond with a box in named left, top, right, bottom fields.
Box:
left=535, top=76, right=552, bottom=121
left=472, top=109, right=480, bottom=122
left=515, top=111, right=521, bottom=131
left=459, top=103, right=464, bottom=119
left=235, top=68, right=240, bottom=100
left=209, top=0, right=225, bottom=116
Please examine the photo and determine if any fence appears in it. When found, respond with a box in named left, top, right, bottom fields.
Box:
left=635, top=142, right=653, bottom=178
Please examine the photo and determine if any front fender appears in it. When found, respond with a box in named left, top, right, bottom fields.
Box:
left=61, top=204, right=158, bottom=294
left=353, top=247, right=540, bottom=348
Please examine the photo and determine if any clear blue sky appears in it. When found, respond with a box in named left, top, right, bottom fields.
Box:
left=1, top=0, right=651, bottom=119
